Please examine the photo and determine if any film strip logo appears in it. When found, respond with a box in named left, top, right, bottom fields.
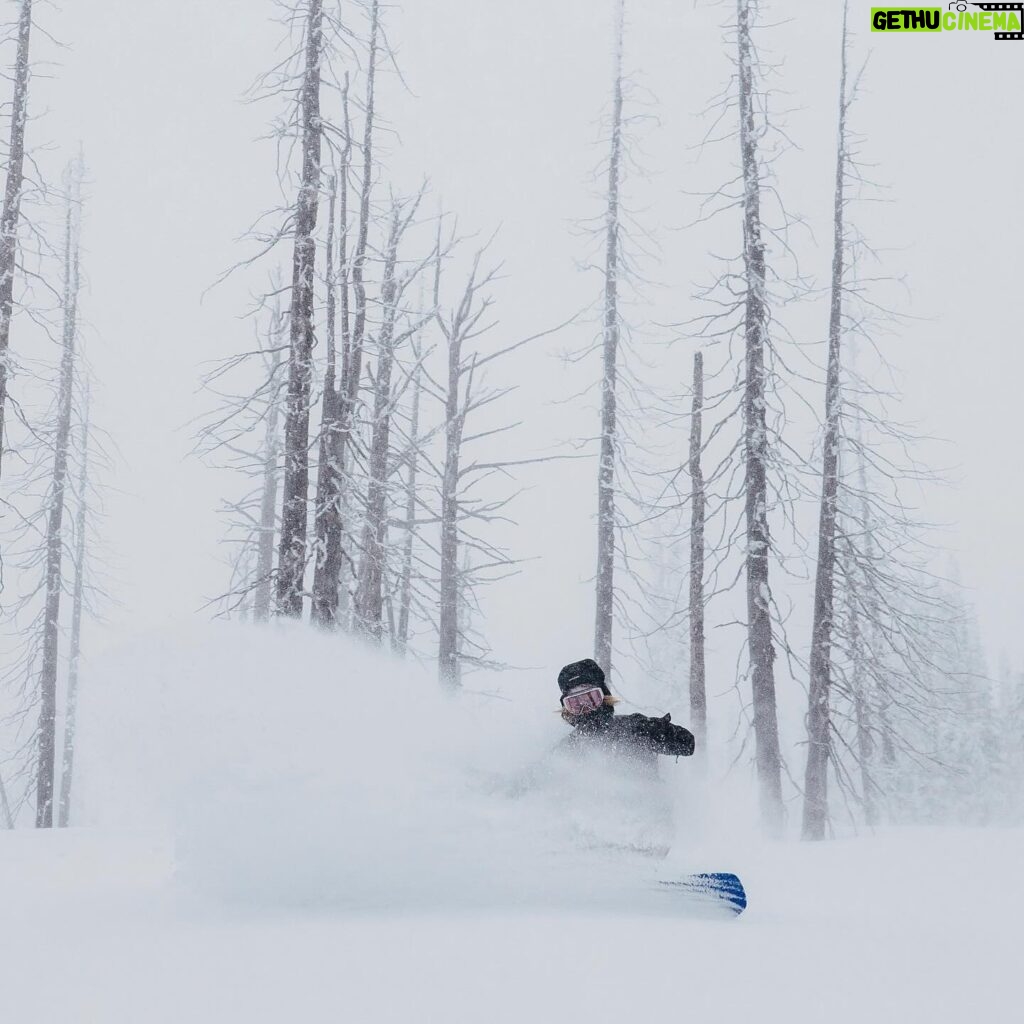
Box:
left=956, top=2, right=1024, bottom=39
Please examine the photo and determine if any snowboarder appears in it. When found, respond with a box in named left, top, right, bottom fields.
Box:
left=556, top=658, right=695, bottom=769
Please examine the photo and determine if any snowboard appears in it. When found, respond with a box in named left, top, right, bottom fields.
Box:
left=657, top=872, right=747, bottom=917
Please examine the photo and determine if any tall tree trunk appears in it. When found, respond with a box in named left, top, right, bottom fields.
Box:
left=852, top=400, right=896, bottom=788
left=354, top=206, right=401, bottom=639
left=437, top=349, right=463, bottom=689
left=688, top=351, right=707, bottom=756
left=312, top=19, right=377, bottom=627
left=395, top=357, right=422, bottom=655
left=311, top=174, right=342, bottom=626
left=843, top=544, right=878, bottom=828
left=253, top=323, right=284, bottom=623
left=340, top=11, right=378, bottom=479
left=457, top=546, right=472, bottom=667
left=594, top=0, right=625, bottom=683
left=0, top=0, right=32, bottom=482
left=58, top=383, right=90, bottom=828
left=275, top=0, right=323, bottom=618
left=36, top=160, right=82, bottom=828
left=738, top=0, right=783, bottom=832
left=347, top=1, right=377, bottom=403
left=437, top=254, right=468, bottom=689
left=802, top=4, right=849, bottom=841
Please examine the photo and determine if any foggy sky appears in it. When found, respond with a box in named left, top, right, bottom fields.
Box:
left=20, top=0, right=1024, bottom=693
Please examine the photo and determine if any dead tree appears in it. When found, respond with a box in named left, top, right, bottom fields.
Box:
left=0, top=0, right=32, bottom=482
left=594, top=0, right=625, bottom=683
left=196, top=279, right=288, bottom=619
left=57, top=382, right=90, bottom=828
left=312, top=4, right=381, bottom=627
left=311, top=172, right=343, bottom=626
left=688, top=351, right=707, bottom=754
left=824, top=390, right=954, bottom=831
left=737, top=0, right=783, bottom=832
left=275, top=0, right=324, bottom=618
left=253, top=328, right=284, bottom=623
left=35, top=157, right=82, bottom=828
left=353, top=203, right=403, bottom=638
left=394, top=350, right=422, bottom=655
left=797, top=3, right=948, bottom=835
left=788, top=5, right=958, bottom=831
left=205, top=0, right=354, bottom=617
left=431, top=233, right=565, bottom=685
left=802, top=2, right=851, bottom=841
left=839, top=475, right=878, bottom=829
left=846, top=404, right=896, bottom=816
left=353, top=190, right=433, bottom=638
left=434, top=254, right=493, bottom=688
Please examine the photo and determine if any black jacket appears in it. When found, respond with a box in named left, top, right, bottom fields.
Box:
left=561, top=706, right=695, bottom=767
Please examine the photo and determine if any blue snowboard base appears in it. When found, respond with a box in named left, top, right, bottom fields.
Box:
left=657, top=872, right=747, bottom=917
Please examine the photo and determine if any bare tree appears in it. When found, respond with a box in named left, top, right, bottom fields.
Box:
left=311, top=171, right=343, bottom=626
left=0, top=0, right=32, bottom=482
left=196, top=279, right=288, bottom=619
left=434, top=252, right=495, bottom=688
left=802, top=1, right=851, bottom=841
left=276, top=0, right=324, bottom=618
left=736, top=0, right=783, bottom=832
left=312, top=4, right=380, bottom=628
left=688, top=350, right=707, bottom=754
left=786, top=4, right=962, bottom=833
left=430, top=231, right=569, bottom=685
left=35, top=156, right=82, bottom=828
left=394, top=346, right=422, bottom=655
left=353, top=196, right=426, bottom=638
left=57, top=381, right=90, bottom=828
left=594, top=0, right=625, bottom=682
left=253, top=327, right=284, bottom=623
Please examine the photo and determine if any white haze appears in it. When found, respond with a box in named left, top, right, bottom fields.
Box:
left=75, top=623, right=754, bottom=908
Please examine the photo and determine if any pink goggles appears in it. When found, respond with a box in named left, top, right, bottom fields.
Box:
left=561, top=685, right=606, bottom=717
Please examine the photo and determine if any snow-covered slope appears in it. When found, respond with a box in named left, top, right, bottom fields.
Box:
left=2, top=825, right=1020, bottom=1023
left=3, top=625, right=1017, bottom=1022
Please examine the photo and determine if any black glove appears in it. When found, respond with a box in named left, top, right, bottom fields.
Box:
left=647, top=713, right=695, bottom=757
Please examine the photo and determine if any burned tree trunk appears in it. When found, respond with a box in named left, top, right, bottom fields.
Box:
left=594, top=0, right=625, bottom=683
left=843, top=543, right=878, bottom=828
left=0, top=0, right=33, bottom=482
left=275, top=0, right=323, bottom=618
left=432, top=237, right=531, bottom=686
left=395, top=356, right=422, bottom=655
left=802, top=5, right=850, bottom=841
left=688, top=351, right=707, bottom=755
left=312, top=13, right=379, bottom=626
left=354, top=205, right=402, bottom=639
left=36, top=160, right=82, bottom=828
left=253, top=322, right=284, bottom=624
left=851, top=401, right=894, bottom=816
left=437, top=343, right=465, bottom=689
left=737, top=0, right=783, bottom=832
left=58, top=385, right=90, bottom=828
left=311, top=174, right=342, bottom=627
left=434, top=247, right=492, bottom=690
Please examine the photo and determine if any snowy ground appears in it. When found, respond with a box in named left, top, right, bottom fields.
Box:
left=2, top=825, right=1020, bottom=1023
left=5, top=627, right=1018, bottom=1022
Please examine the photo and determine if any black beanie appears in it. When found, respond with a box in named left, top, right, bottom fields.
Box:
left=558, top=659, right=610, bottom=696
